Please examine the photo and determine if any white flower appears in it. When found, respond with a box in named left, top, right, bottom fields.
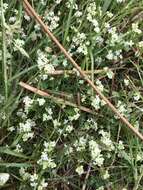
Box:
left=38, top=155, right=56, bottom=169
left=22, top=132, right=34, bottom=141
left=74, top=137, right=87, bottom=151
left=91, top=95, right=101, bottom=110
left=53, top=119, right=61, bottom=127
left=138, top=41, right=143, bottom=48
left=15, top=144, right=23, bottom=152
left=133, top=92, right=141, bottom=101
left=132, top=23, right=141, bottom=34
left=118, top=141, right=124, bottom=150
left=7, top=126, right=15, bottom=132
left=23, top=96, right=33, bottom=112
left=106, top=50, right=114, bottom=60
left=106, top=11, right=113, bottom=18
left=96, top=80, right=104, bottom=91
left=107, top=69, right=114, bottom=79
left=0, top=173, right=10, bottom=186
left=38, top=178, right=48, bottom=190
left=76, top=166, right=84, bottom=175
left=65, top=125, right=73, bottom=133
left=74, top=11, right=82, bottom=17
left=45, top=11, right=60, bottom=31
left=9, top=16, right=16, bottom=23
left=116, top=0, right=125, bottom=3
left=34, top=24, right=40, bottom=31
left=89, top=140, right=101, bottom=158
left=14, top=39, right=25, bottom=48
left=99, top=130, right=114, bottom=151
left=19, top=168, right=30, bottom=181
left=44, top=64, right=55, bottom=73
left=97, top=186, right=104, bottom=190
left=55, top=0, right=62, bottom=4
left=124, top=40, right=134, bottom=49
left=24, top=14, right=30, bottom=21
left=95, top=154, right=104, bottom=166
left=19, top=119, right=35, bottom=141
left=69, top=108, right=80, bottom=121
left=30, top=173, right=38, bottom=187
left=43, top=113, right=52, bottom=121
left=103, top=170, right=110, bottom=179
left=117, top=101, right=127, bottom=115
left=124, top=79, right=129, bottom=86
left=37, top=98, right=46, bottom=106
left=44, top=141, right=56, bottom=150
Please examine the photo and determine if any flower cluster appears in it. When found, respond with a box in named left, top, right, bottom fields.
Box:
left=86, top=2, right=100, bottom=33
left=89, top=140, right=104, bottom=166
left=72, top=32, right=90, bottom=55
left=37, top=141, right=56, bottom=169
left=18, top=119, right=35, bottom=141
left=37, top=49, right=55, bottom=80
left=44, top=11, right=60, bottom=31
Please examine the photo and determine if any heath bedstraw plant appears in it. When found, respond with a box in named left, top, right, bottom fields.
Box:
left=1, top=0, right=143, bottom=189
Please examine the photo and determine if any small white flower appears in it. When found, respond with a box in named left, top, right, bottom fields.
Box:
left=138, top=41, right=143, bottom=48
left=53, top=119, right=61, bottom=127
left=118, top=141, right=124, bottom=150
left=75, top=166, right=84, bottom=175
left=37, top=98, right=46, bottom=106
left=133, top=92, right=141, bottom=101
left=74, top=11, right=82, bottom=17
left=116, top=0, right=125, bottom=3
left=107, top=69, right=114, bottom=79
left=24, top=14, right=30, bottom=21
left=55, top=0, right=62, bottom=4
left=9, top=16, right=16, bottom=23
left=103, top=170, right=110, bottom=179
left=38, top=178, right=48, bottom=190
left=124, top=79, right=129, bottom=86
left=91, top=95, right=101, bottom=110
left=23, top=96, right=33, bottom=112
left=132, top=23, right=141, bottom=34
left=106, top=11, right=113, bottom=18
left=106, top=50, right=114, bottom=60
left=65, top=125, right=73, bottom=133
left=97, top=186, right=104, bottom=190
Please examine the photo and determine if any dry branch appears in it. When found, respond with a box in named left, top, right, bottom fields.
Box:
left=19, top=81, right=96, bottom=115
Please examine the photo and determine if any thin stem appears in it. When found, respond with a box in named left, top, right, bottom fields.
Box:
left=89, top=49, right=94, bottom=95
left=1, top=0, right=8, bottom=100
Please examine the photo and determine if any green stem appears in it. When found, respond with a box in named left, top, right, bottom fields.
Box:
left=89, top=48, right=94, bottom=95
left=1, top=0, right=8, bottom=101
left=63, top=0, right=74, bottom=45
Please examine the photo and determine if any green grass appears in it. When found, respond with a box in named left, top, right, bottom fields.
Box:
left=1, top=0, right=143, bottom=189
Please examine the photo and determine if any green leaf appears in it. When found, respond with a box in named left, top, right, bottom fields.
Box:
left=0, top=173, right=9, bottom=186
left=0, top=147, right=29, bottom=159
left=102, top=0, right=112, bottom=12
left=0, top=163, right=32, bottom=168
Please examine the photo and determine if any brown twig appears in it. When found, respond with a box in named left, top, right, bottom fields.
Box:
left=38, top=67, right=123, bottom=76
left=19, top=81, right=95, bottom=115
left=21, top=0, right=143, bottom=141
left=44, top=69, right=104, bottom=76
